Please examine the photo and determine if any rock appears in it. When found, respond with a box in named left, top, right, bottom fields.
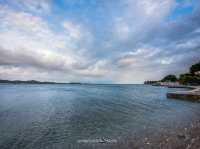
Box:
left=191, top=138, right=196, bottom=144
left=186, top=144, right=191, bottom=149
left=177, top=134, right=186, bottom=139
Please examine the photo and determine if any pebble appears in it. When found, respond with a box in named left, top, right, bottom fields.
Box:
left=191, top=138, right=196, bottom=144
left=186, top=144, right=191, bottom=149
left=177, top=134, right=186, bottom=139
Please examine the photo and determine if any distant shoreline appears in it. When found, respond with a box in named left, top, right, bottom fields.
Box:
left=0, top=79, right=144, bottom=85
left=0, top=79, right=72, bottom=85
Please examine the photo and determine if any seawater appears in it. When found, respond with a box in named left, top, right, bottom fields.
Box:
left=0, top=84, right=199, bottom=149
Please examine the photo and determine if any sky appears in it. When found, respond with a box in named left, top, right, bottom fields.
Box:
left=0, top=0, right=199, bottom=83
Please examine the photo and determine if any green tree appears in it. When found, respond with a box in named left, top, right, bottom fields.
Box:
left=179, top=73, right=200, bottom=85
left=190, top=61, right=200, bottom=74
left=161, top=74, right=177, bottom=82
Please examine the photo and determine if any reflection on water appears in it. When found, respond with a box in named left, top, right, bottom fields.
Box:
left=0, top=84, right=199, bottom=148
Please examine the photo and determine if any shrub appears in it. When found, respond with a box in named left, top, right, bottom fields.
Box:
left=190, top=61, right=200, bottom=74
left=161, top=75, right=177, bottom=82
left=179, top=73, right=200, bottom=85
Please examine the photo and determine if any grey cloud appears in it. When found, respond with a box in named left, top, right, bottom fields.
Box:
left=0, top=46, right=105, bottom=75
left=0, top=46, right=68, bottom=72
left=0, top=0, right=200, bottom=83
left=112, top=2, right=200, bottom=70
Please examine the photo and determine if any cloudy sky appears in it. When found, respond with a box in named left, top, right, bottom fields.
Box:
left=0, top=0, right=199, bottom=83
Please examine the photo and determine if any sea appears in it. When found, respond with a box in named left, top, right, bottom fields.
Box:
left=0, top=84, right=199, bottom=149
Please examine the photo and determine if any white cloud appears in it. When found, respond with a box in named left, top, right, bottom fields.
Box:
left=76, top=60, right=110, bottom=77
left=62, top=20, right=93, bottom=49
left=113, top=0, right=174, bottom=42
left=0, top=0, right=199, bottom=83
left=63, top=21, right=82, bottom=40
left=124, top=0, right=174, bottom=20
left=125, top=48, right=161, bottom=57
left=136, top=0, right=173, bottom=18
left=0, top=5, right=104, bottom=81
left=8, top=0, right=51, bottom=14
left=175, top=38, right=200, bottom=49
left=114, top=17, right=130, bottom=40
left=160, top=58, right=174, bottom=65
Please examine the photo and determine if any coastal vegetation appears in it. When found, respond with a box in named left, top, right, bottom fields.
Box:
left=179, top=61, right=200, bottom=85
left=190, top=62, right=200, bottom=75
left=145, top=61, right=200, bottom=85
left=179, top=73, right=200, bottom=85
left=177, top=62, right=200, bottom=85
left=161, top=75, right=178, bottom=82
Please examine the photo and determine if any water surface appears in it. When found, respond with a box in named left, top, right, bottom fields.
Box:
left=0, top=84, right=199, bottom=149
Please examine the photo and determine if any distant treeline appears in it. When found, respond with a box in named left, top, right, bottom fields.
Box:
left=0, top=79, right=85, bottom=85
left=144, top=81, right=159, bottom=85
left=0, top=80, right=63, bottom=84
left=145, top=61, right=200, bottom=85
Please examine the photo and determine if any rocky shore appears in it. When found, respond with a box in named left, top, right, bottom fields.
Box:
left=99, top=120, right=200, bottom=149
left=167, top=86, right=200, bottom=101
left=130, top=120, right=200, bottom=149
left=82, top=120, right=200, bottom=149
